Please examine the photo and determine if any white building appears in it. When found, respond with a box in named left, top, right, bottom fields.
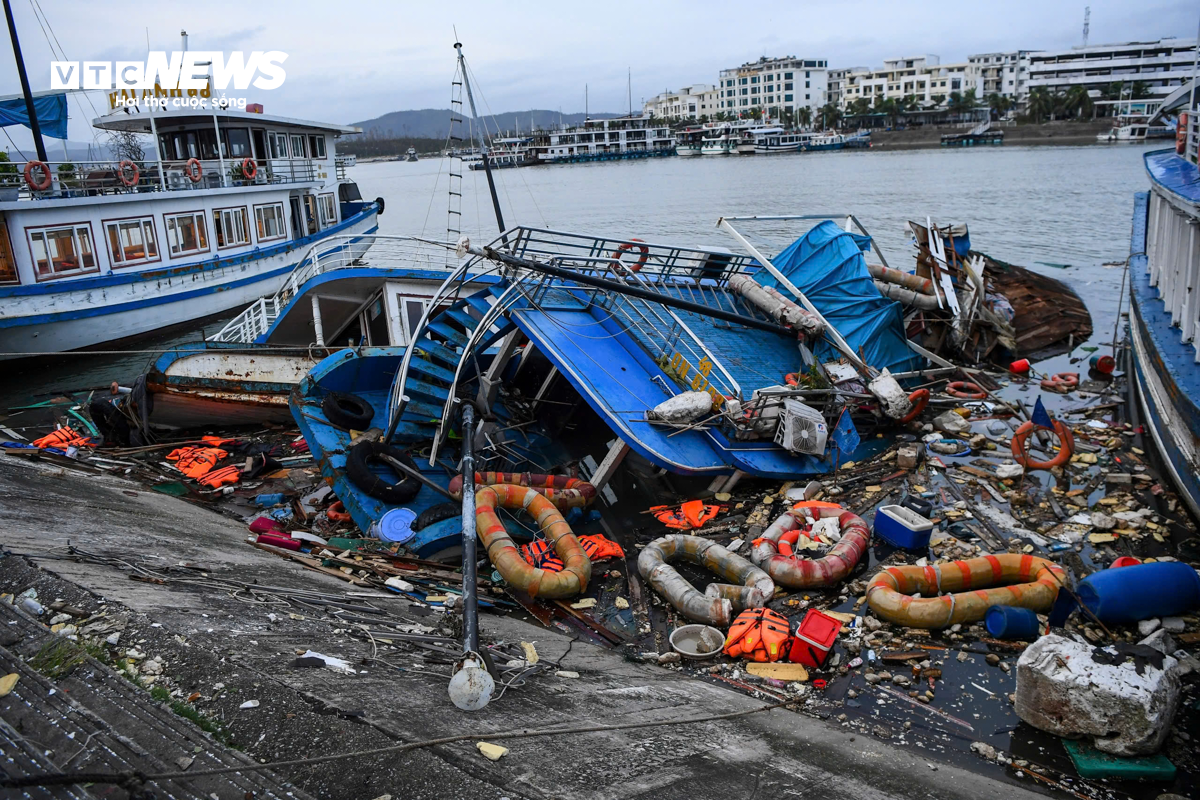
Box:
left=643, top=84, right=720, bottom=121
left=839, top=55, right=974, bottom=109
left=717, top=56, right=828, bottom=117
left=1027, top=38, right=1198, bottom=101
left=967, top=50, right=1035, bottom=103
left=827, top=67, right=868, bottom=107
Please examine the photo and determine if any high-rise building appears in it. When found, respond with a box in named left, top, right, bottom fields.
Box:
left=716, top=56, right=828, bottom=116
left=1026, top=38, right=1199, bottom=110
left=967, top=51, right=1035, bottom=104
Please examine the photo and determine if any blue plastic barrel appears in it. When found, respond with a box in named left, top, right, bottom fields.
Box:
left=985, top=605, right=1040, bottom=640
left=1075, top=561, right=1200, bottom=624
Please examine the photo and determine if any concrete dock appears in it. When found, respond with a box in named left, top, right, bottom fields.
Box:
left=0, top=454, right=1049, bottom=799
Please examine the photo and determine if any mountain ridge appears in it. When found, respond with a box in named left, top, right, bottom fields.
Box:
left=349, top=108, right=624, bottom=140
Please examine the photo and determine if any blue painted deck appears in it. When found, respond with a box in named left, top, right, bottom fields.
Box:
left=1127, top=189, right=1200, bottom=517
left=508, top=292, right=866, bottom=479
left=1145, top=149, right=1200, bottom=207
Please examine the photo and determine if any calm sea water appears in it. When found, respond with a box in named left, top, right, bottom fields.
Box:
left=0, top=143, right=1157, bottom=407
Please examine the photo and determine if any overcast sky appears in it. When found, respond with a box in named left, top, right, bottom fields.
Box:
left=0, top=0, right=1195, bottom=147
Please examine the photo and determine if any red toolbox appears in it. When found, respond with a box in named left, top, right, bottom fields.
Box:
left=788, top=609, right=841, bottom=668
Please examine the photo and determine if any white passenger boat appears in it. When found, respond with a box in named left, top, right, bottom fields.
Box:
left=700, top=125, right=735, bottom=155
left=675, top=126, right=705, bottom=156
left=0, top=105, right=379, bottom=359
left=754, top=130, right=817, bottom=153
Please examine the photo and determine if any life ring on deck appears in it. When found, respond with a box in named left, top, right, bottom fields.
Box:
left=477, top=484, right=591, bottom=599
left=866, top=554, right=1065, bottom=628
left=638, top=533, right=774, bottom=627
left=241, top=157, right=258, bottom=180
left=1039, top=372, right=1079, bottom=393
left=945, top=381, right=987, bottom=400
left=23, top=160, right=51, bottom=191
left=610, top=238, right=648, bottom=274
left=184, top=158, right=203, bottom=183
left=785, top=373, right=801, bottom=387
left=1011, top=419, right=1075, bottom=470
left=326, top=500, right=352, bottom=522
left=749, top=505, right=871, bottom=589
left=449, top=471, right=595, bottom=509
left=900, top=388, right=929, bottom=423
left=117, top=160, right=139, bottom=187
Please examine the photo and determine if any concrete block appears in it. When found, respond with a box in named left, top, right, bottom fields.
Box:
left=1014, top=634, right=1181, bottom=756
left=897, top=445, right=921, bottom=470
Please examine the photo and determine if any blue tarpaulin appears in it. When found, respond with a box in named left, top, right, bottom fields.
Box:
left=0, top=94, right=68, bottom=140
left=757, top=220, right=925, bottom=375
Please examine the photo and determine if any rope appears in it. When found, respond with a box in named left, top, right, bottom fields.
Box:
left=0, top=700, right=793, bottom=790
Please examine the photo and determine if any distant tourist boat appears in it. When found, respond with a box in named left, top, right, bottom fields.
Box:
left=700, top=125, right=736, bottom=155
left=798, top=130, right=871, bottom=152
left=537, top=116, right=675, bottom=164
left=1127, top=95, right=1200, bottom=519
left=406, top=147, right=419, bottom=162
left=468, top=137, right=532, bottom=170
left=675, top=125, right=706, bottom=156
left=0, top=104, right=379, bottom=359
left=752, top=129, right=818, bottom=153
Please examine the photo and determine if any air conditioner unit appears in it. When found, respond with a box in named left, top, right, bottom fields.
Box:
left=774, top=400, right=828, bottom=456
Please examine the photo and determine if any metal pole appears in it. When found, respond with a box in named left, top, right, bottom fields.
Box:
left=460, top=403, right=479, bottom=654
left=2, top=0, right=48, bottom=163
left=454, top=42, right=506, bottom=237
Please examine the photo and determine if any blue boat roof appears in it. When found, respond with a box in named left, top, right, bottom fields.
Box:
left=1144, top=148, right=1200, bottom=208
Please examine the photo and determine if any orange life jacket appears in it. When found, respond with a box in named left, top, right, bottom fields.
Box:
left=723, top=608, right=792, bottom=663
left=521, top=534, right=626, bottom=572
left=32, top=426, right=91, bottom=449
left=167, top=446, right=229, bottom=479
left=201, top=435, right=237, bottom=447
left=198, top=465, right=240, bottom=488
left=650, top=499, right=720, bottom=530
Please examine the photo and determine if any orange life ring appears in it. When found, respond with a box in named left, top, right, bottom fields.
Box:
left=900, top=388, right=929, bottom=423
left=610, top=238, right=648, bottom=274
left=241, top=157, right=258, bottom=180
left=945, top=381, right=987, bottom=400
left=1039, top=372, right=1079, bottom=393
left=784, top=372, right=801, bottom=387
left=184, top=157, right=203, bottom=183
left=117, top=160, right=139, bottom=187
left=327, top=500, right=352, bottom=522
left=23, top=160, right=51, bottom=191
left=1011, top=419, right=1075, bottom=470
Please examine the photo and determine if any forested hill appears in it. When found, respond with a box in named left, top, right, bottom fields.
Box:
left=349, top=108, right=622, bottom=140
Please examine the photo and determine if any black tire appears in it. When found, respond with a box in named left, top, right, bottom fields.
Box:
left=323, top=391, right=375, bottom=431
left=375, top=196, right=385, bottom=216
left=413, top=502, right=460, bottom=531
left=345, top=442, right=421, bottom=504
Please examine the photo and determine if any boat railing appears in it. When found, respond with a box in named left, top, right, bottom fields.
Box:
left=1187, top=107, right=1199, bottom=166
left=0, top=157, right=326, bottom=200
left=1145, top=183, right=1200, bottom=357
left=208, top=234, right=454, bottom=344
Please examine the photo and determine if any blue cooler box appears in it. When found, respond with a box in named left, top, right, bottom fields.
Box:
left=874, top=505, right=934, bottom=550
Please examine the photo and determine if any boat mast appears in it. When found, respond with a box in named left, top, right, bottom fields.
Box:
left=2, top=0, right=48, bottom=163
left=454, top=41, right=506, bottom=236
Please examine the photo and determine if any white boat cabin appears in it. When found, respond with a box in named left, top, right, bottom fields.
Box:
left=0, top=106, right=363, bottom=288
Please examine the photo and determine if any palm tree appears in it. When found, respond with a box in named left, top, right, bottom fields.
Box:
left=1026, top=88, right=1052, bottom=122
left=849, top=97, right=872, bottom=117
left=1130, top=81, right=1150, bottom=99
left=928, top=93, right=946, bottom=108
left=820, top=102, right=842, bottom=131
left=796, top=106, right=812, bottom=130
left=1063, top=85, right=1093, bottom=119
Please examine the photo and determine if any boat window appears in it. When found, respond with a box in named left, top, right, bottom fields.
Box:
left=213, top=207, right=250, bottom=248
left=254, top=202, right=287, bottom=242
left=27, top=223, right=97, bottom=280
left=164, top=211, right=209, bottom=257
left=308, top=134, right=326, bottom=159
left=317, top=193, right=337, bottom=227
left=290, top=134, right=306, bottom=158
left=268, top=131, right=288, bottom=158
left=0, top=218, right=16, bottom=285
left=197, top=129, right=219, bottom=160
left=104, top=216, right=159, bottom=267
left=222, top=128, right=252, bottom=158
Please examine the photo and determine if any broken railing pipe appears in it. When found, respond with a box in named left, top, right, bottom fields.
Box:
left=461, top=403, right=479, bottom=654
left=465, top=245, right=793, bottom=337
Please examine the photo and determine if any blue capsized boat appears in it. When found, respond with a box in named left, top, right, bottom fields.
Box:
left=294, top=221, right=936, bottom=553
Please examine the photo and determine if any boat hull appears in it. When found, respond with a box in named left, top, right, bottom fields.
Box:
left=0, top=205, right=379, bottom=359
left=146, top=345, right=313, bottom=428
left=1127, top=190, right=1200, bottom=519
